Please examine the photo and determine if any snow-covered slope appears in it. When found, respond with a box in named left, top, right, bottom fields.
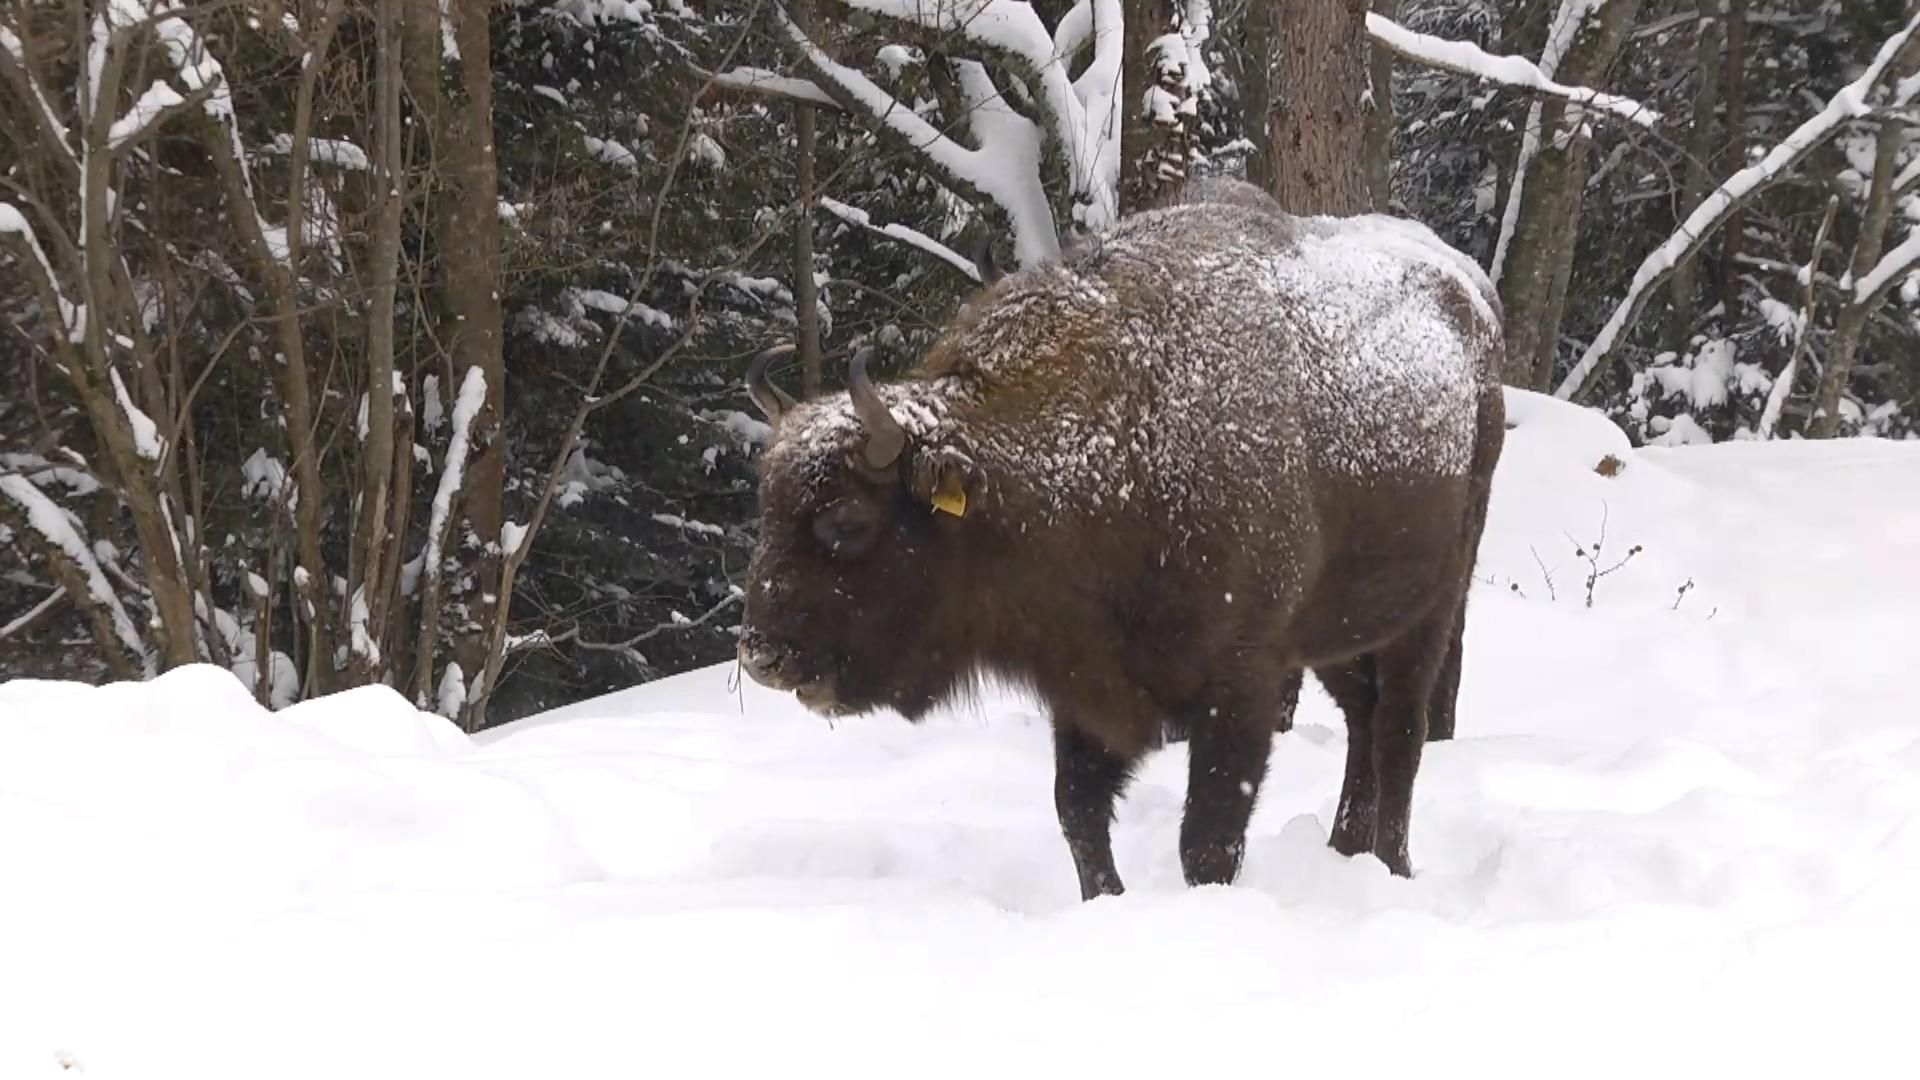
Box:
left=4, top=390, right=1918, bottom=1079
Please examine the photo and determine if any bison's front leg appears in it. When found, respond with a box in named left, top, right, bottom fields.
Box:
left=1053, top=723, right=1135, bottom=900
left=1179, top=683, right=1292, bottom=887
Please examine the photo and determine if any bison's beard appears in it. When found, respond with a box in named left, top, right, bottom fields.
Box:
left=793, top=666, right=944, bottom=723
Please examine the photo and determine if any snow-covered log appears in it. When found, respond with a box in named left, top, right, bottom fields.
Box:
left=1555, top=11, right=1920, bottom=401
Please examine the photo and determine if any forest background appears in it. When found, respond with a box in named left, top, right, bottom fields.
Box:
left=3, top=0, right=1914, bottom=727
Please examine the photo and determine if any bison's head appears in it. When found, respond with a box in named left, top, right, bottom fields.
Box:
left=736, top=346, right=988, bottom=720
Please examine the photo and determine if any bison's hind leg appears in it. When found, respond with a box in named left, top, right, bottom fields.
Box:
left=1428, top=390, right=1502, bottom=744
left=1317, top=656, right=1380, bottom=859
left=1425, top=602, right=1468, bottom=742
left=1317, top=603, right=1455, bottom=877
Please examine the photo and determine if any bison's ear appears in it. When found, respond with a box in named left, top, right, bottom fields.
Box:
left=909, top=445, right=984, bottom=519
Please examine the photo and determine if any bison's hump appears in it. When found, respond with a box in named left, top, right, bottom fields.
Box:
left=1045, top=201, right=1493, bottom=480
left=759, top=197, right=1498, bottom=525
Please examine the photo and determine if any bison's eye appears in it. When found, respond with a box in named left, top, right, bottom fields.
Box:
left=811, top=497, right=883, bottom=558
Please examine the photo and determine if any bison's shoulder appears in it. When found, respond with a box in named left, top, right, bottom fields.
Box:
left=917, top=261, right=1122, bottom=386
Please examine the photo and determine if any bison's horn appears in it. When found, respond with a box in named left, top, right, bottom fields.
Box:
left=747, top=344, right=799, bottom=422
left=848, top=347, right=905, bottom=470
left=970, top=233, right=1002, bottom=285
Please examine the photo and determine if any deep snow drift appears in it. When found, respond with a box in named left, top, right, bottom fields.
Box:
left=4, top=390, right=1919, bottom=1079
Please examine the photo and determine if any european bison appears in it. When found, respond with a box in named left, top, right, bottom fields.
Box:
left=737, top=179, right=1505, bottom=898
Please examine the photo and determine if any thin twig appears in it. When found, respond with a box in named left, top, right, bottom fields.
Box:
left=0, top=587, right=67, bottom=640
left=540, top=590, right=745, bottom=654
left=1529, top=545, right=1558, bottom=602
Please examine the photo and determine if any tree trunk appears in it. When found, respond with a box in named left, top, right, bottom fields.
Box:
left=1364, top=0, right=1398, bottom=210
left=793, top=0, right=823, bottom=396
left=188, top=0, right=348, bottom=691
left=1493, top=0, right=1643, bottom=389
left=1810, top=109, right=1906, bottom=436
left=73, top=28, right=201, bottom=668
left=1538, top=126, right=1591, bottom=386
left=1265, top=0, right=1374, bottom=215
left=1121, top=0, right=1192, bottom=213
left=1242, top=0, right=1272, bottom=190
left=351, top=0, right=407, bottom=685
left=1717, top=0, right=1748, bottom=323
left=406, top=0, right=507, bottom=725
left=1665, top=13, right=1722, bottom=355
left=794, top=101, right=823, bottom=396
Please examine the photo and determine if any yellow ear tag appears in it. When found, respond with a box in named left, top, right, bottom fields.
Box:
left=930, top=473, right=968, bottom=517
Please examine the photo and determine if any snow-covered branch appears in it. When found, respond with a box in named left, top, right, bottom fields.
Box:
left=420, top=367, right=489, bottom=583
left=1555, top=11, right=1920, bottom=401
left=0, top=202, right=86, bottom=342
left=821, top=196, right=982, bottom=282
left=0, top=588, right=65, bottom=641
left=1854, top=226, right=1920, bottom=309
left=773, top=5, right=1060, bottom=266
left=0, top=25, right=79, bottom=174
left=0, top=473, right=148, bottom=674
left=1887, top=153, right=1920, bottom=212
left=105, top=78, right=218, bottom=150
left=265, top=133, right=371, bottom=170
left=412, top=366, right=488, bottom=712
left=1052, top=0, right=1093, bottom=60
left=706, top=65, right=841, bottom=110
left=118, top=0, right=282, bottom=264
left=1365, top=12, right=1655, bottom=127
left=816, top=0, right=1126, bottom=233
left=107, top=366, right=164, bottom=460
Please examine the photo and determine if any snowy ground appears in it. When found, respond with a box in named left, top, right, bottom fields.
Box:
left=4, top=391, right=1919, bottom=1079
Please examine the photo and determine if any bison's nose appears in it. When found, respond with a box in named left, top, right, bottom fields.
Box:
left=737, top=629, right=801, bottom=691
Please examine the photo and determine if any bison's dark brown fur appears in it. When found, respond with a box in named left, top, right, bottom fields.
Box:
left=738, top=180, right=1505, bottom=898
